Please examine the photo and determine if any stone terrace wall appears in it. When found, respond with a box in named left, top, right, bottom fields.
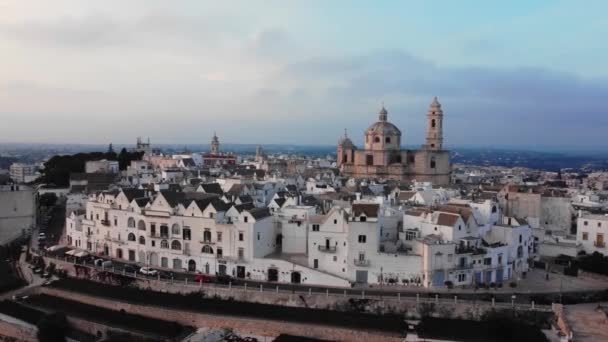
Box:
left=36, top=287, right=403, bottom=342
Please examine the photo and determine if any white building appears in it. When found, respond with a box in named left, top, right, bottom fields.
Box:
left=0, top=185, right=36, bottom=244
left=9, top=163, right=37, bottom=183
left=85, top=160, right=119, bottom=174
left=577, top=213, right=608, bottom=254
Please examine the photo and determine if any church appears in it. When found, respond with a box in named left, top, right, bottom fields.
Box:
left=337, top=97, right=450, bottom=185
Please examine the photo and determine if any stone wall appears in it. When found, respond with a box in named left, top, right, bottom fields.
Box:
left=0, top=319, right=37, bottom=342
left=36, top=287, right=403, bottom=342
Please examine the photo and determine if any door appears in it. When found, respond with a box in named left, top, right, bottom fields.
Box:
left=432, top=270, right=444, bottom=286
left=475, top=272, right=482, bottom=284
left=495, top=268, right=504, bottom=284
left=173, top=258, right=182, bottom=270
left=291, top=271, right=301, bottom=284
left=356, top=270, right=368, bottom=283
left=138, top=251, right=146, bottom=264
left=597, top=233, right=604, bottom=247
left=128, top=250, right=135, bottom=261
left=149, top=253, right=158, bottom=267
left=236, top=266, right=246, bottom=279
left=161, top=257, right=168, bottom=268
left=205, top=263, right=210, bottom=274
left=218, top=264, right=227, bottom=275
left=116, top=249, right=123, bottom=259
left=188, top=260, right=196, bottom=272
left=268, top=268, right=279, bottom=282
left=103, top=245, right=109, bottom=256
left=485, top=271, right=493, bottom=283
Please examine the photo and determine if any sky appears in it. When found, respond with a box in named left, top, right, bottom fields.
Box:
left=0, top=0, right=606, bottom=150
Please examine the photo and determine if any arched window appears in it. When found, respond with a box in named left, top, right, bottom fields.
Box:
left=385, top=137, right=391, bottom=143
left=139, top=236, right=145, bottom=245
left=430, top=157, right=436, bottom=169
left=127, top=233, right=136, bottom=241
left=374, top=136, right=380, bottom=143
left=171, top=240, right=181, bottom=250
left=431, top=119, right=436, bottom=128
left=127, top=217, right=136, bottom=228
left=137, top=220, right=146, bottom=231
left=171, top=223, right=180, bottom=235
left=202, top=245, right=214, bottom=254
left=160, top=240, right=169, bottom=249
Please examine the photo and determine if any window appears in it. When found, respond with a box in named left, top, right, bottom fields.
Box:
left=584, top=221, right=588, bottom=226
left=203, top=229, right=211, bottom=243
left=312, top=224, right=320, bottom=232
left=431, top=119, right=436, bottom=128
left=458, top=225, right=462, bottom=231
left=217, top=248, right=223, bottom=257
left=447, top=254, right=453, bottom=262
left=374, top=137, right=380, bottom=143
left=457, top=273, right=466, bottom=282
left=239, top=231, right=244, bottom=241
left=360, top=216, right=367, bottom=222
left=582, top=232, right=588, bottom=240
left=160, top=240, right=169, bottom=249
left=114, top=217, right=117, bottom=226
left=313, top=259, right=318, bottom=269
left=128, top=218, right=136, bottom=228
left=238, top=248, right=244, bottom=259
left=171, top=224, right=180, bottom=235
left=139, top=220, right=147, bottom=231
left=333, top=256, right=337, bottom=262
left=519, top=234, right=522, bottom=243
left=598, top=222, right=602, bottom=228
left=366, top=155, right=373, bottom=166
left=409, top=155, right=415, bottom=163
left=358, top=235, right=366, bottom=243
left=217, top=232, right=222, bottom=242
left=244, top=216, right=248, bottom=223
left=484, top=258, right=492, bottom=265
left=139, top=236, right=145, bottom=245
left=405, top=231, right=416, bottom=241
left=257, top=232, right=261, bottom=241
left=209, top=212, right=214, bottom=219
left=492, top=206, right=497, bottom=213
left=160, top=225, right=169, bottom=238
left=358, top=252, right=365, bottom=261
left=498, top=254, right=503, bottom=264
left=202, top=245, right=214, bottom=254
left=430, top=157, right=436, bottom=169
left=151, top=240, right=155, bottom=247
left=171, top=240, right=181, bottom=250
left=333, top=219, right=337, bottom=224
left=342, top=154, right=347, bottom=163
left=385, top=137, right=391, bottom=143
left=183, top=228, right=191, bottom=241
left=517, top=246, right=523, bottom=258
left=127, top=233, right=136, bottom=241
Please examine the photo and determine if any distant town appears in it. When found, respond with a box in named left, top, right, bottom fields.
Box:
left=2, top=99, right=608, bottom=341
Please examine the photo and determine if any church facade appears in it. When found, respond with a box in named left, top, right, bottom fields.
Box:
left=337, top=97, right=450, bottom=185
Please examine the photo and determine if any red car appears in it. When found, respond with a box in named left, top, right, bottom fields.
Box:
left=194, top=274, right=212, bottom=283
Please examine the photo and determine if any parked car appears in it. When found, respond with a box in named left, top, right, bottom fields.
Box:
left=194, top=274, right=212, bottom=283
left=139, top=267, right=158, bottom=276
left=215, top=274, right=234, bottom=285
left=159, top=271, right=173, bottom=279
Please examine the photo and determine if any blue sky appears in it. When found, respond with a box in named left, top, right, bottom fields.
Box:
left=0, top=0, right=606, bottom=150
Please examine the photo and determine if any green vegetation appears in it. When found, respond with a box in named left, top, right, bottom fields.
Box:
left=578, top=252, right=608, bottom=276
left=36, top=148, right=143, bottom=187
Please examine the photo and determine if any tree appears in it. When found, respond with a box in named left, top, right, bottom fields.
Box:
left=39, top=193, right=57, bottom=207
left=36, top=312, right=69, bottom=342
left=108, top=143, right=115, bottom=154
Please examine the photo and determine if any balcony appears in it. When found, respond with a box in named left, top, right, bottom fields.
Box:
left=454, top=262, right=474, bottom=270
left=456, top=245, right=486, bottom=255
left=318, top=245, right=337, bottom=253
left=200, top=239, right=215, bottom=245
left=594, top=241, right=606, bottom=248
left=353, top=259, right=371, bottom=267
left=100, top=219, right=111, bottom=227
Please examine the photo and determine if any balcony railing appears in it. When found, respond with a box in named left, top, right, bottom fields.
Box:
left=594, top=241, right=606, bottom=248
left=454, top=262, right=474, bottom=270
left=353, top=259, right=371, bottom=267
left=318, top=245, right=337, bottom=253
left=100, top=219, right=111, bottom=226
left=201, top=239, right=215, bottom=245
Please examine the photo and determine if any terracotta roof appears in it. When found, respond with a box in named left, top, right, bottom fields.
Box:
left=398, top=191, right=416, bottom=201
left=438, top=205, right=473, bottom=222
left=436, top=213, right=460, bottom=227
left=352, top=203, right=379, bottom=218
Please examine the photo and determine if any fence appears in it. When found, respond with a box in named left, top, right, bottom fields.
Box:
left=42, top=254, right=553, bottom=313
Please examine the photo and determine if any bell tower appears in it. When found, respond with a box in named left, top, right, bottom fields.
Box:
left=425, top=97, right=443, bottom=150
left=211, top=131, right=220, bottom=154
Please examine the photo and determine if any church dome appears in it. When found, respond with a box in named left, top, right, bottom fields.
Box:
left=366, top=121, right=401, bottom=136
left=338, top=129, right=355, bottom=148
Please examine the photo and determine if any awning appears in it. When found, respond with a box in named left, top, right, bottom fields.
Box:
left=47, top=245, right=62, bottom=252
left=74, top=251, right=89, bottom=258
left=64, top=250, right=76, bottom=256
